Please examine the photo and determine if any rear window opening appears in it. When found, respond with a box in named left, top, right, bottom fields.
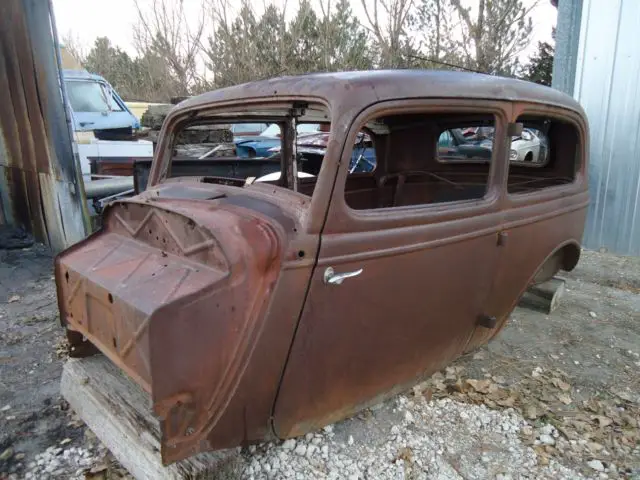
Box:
left=344, top=112, right=496, bottom=210
left=507, top=116, right=580, bottom=195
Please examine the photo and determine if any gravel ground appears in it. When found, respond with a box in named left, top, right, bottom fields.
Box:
left=1, top=246, right=639, bottom=480
left=22, top=444, right=108, bottom=480
left=239, top=397, right=584, bottom=480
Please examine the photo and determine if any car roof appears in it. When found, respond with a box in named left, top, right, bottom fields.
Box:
left=62, top=69, right=106, bottom=82
left=176, top=70, right=585, bottom=117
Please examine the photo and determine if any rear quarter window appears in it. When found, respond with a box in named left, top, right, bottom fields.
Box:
left=507, top=116, right=580, bottom=194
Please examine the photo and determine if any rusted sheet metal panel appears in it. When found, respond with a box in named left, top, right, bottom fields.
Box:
left=0, top=0, right=88, bottom=250
left=55, top=184, right=315, bottom=463
left=173, top=71, right=585, bottom=120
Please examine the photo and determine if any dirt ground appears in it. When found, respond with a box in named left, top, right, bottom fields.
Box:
left=443, top=250, right=640, bottom=477
left=0, top=246, right=91, bottom=478
left=0, top=246, right=638, bottom=479
left=470, top=249, right=640, bottom=396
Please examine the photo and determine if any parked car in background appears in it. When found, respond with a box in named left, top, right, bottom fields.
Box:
left=438, top=128, right=493, bottom=161
left=510, top=128, right=542, bottom=162
left=63, top=69, right=152, bottom=201
left=264, top=129, right=376, bottom=175
left=58, top=46, right=154, bottom=223
left=232, top=123, right=375, bottom=174
left=64, top=69, right=140, bottom=133
left=439, top=127, right=549, bottom=164
left=234, top=123, right=321, bottom=157
left=62, top=68, right=152, bottom=220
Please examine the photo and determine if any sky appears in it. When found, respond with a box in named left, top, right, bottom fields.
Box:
left=52, top=0, right=558, bottom=64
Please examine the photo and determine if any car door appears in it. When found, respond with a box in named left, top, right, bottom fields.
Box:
left=273, top=100, right=511, bottom=437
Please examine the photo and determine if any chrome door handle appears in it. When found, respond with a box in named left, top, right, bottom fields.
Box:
left=323, top=267, right=363, bottom=285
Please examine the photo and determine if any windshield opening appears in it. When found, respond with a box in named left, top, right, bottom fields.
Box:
left=154, top=103, right=332, bottom=194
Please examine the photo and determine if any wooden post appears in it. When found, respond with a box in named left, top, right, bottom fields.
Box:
left=0, top=0, right=89, bottom=252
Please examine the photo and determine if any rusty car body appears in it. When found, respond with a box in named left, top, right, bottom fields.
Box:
left=54, top=70, right=589, bottom=464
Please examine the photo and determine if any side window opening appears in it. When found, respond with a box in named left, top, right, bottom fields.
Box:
left=344, top=112, right=495, bottom=210
left=108, top=91, right=124, bottom=112
left=507, top=116, right=580, bottom=194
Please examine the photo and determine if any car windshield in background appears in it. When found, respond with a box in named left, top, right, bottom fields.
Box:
left=65, top=80, right=122, bottom=113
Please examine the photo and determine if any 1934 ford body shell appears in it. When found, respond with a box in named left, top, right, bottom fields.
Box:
left=54, top=71, right=589, bottom=464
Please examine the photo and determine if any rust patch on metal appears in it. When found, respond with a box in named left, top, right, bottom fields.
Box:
left=55, top=191, right=303, bottom=463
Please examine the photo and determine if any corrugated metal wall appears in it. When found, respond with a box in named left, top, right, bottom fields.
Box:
left=0, top=0, right=88, bottom=251
left=574, top=0, right=640, bottom=255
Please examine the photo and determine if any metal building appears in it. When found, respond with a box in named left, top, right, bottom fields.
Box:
left=555, top=0, right=640, bottom=255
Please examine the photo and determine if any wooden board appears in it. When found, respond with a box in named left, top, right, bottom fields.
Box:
left=518, top=276, right=567, bottom=314
left=60, top=356, right=243, bottom=480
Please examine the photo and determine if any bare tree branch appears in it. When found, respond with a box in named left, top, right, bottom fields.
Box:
left=449, top=0, right=535, bottom=75
left=133, top=0, right=205, bottom=96
left=360, top=0, right=414, bottom=67
left=61, top=30, right=87, bottom=64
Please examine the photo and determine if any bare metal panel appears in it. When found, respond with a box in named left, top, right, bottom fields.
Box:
left=574, top=0, right=640, bottom=255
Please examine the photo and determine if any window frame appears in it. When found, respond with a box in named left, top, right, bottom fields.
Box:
left=149, top=98, right=334, bottom=206
left=322, top=99, right=512, bottom=234
left=505, top=104, right=587, bottom=207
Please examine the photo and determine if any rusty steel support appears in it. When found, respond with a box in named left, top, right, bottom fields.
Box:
left=281, top=118, right=297, bottom=191
left=0, top=0, right=89, bottom=251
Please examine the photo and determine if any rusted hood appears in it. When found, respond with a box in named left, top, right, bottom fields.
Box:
left=55, top=184, right=288, bottom=459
